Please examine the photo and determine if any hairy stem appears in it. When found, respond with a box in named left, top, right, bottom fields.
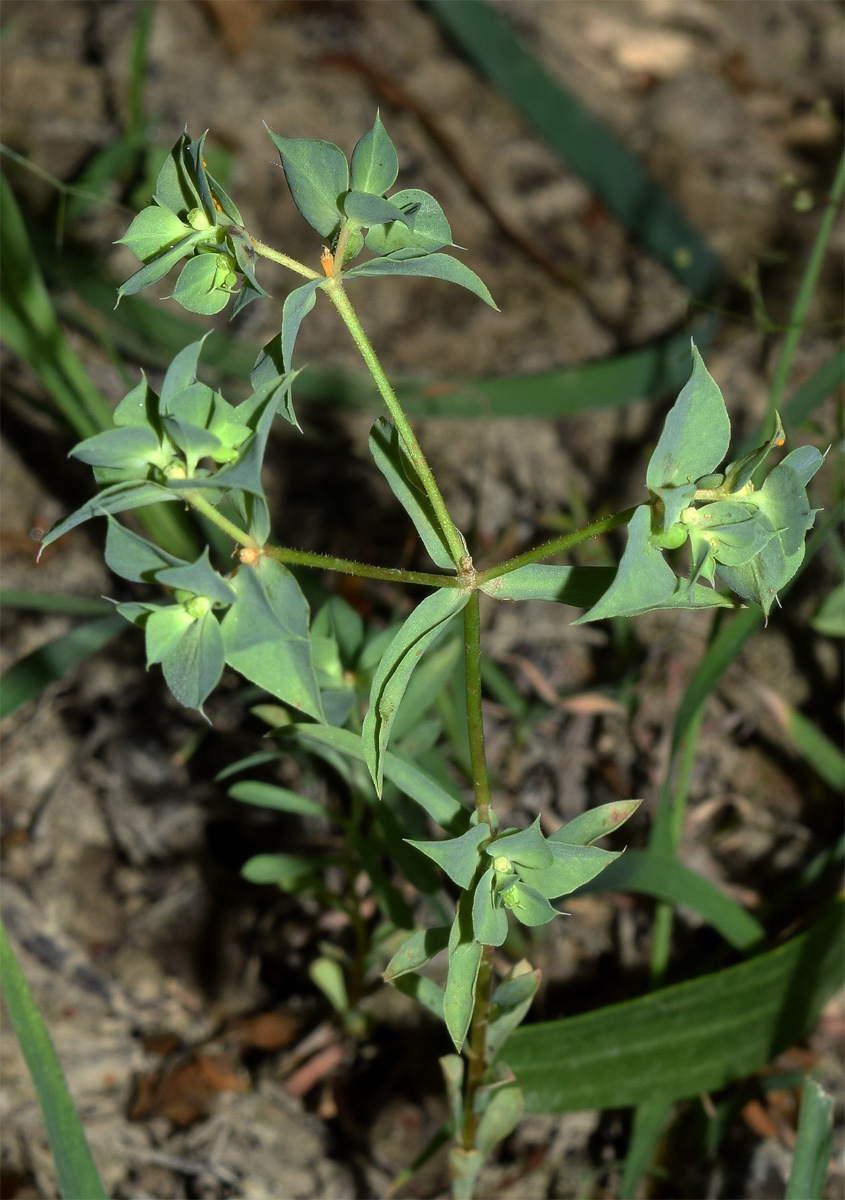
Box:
left=322, top=277, right=467, bottom=568
left=476, top=507, right=636, bottom=584
left=262, top=543, right=461, bottom=587
left=251, top=240, right=322, bottom=281
left=176, top=489, right=259, bottom=550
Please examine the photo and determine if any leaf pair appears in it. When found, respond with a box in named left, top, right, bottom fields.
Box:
left=40, top=339, right=296, bottom=554
left=577, top=346, right=823, bottom=621
left=117, top=131, right=263, bottom=315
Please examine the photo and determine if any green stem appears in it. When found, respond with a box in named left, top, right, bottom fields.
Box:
left=262, top=544, right=460, bottom=587
left=463, top=591, right=492, bottom=824
left=476, top=507, right=636, bottom=584
left=251, top=239, right=322, bottom=281
left=766, top=147, right=845, bottom=430
left=176, top=489, right=259, bottom=550
left=322, top=277, right=467, bottom=568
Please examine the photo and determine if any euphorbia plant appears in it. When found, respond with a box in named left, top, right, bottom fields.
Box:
left=40, top=115, right=823, bottom=1197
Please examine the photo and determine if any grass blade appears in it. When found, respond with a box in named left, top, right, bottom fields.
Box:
left=0, top=614, right=125, bottom=718
left=577, top=849, right=765, bottom=952
left=0, top=590, right=114, bottom=617
left=506, top=901, right=843, bottom=1112
left=0, top=919, right=107, bottom=1199
left=423, top=0, right=722, bottom=299
left=785, top=1079, right=834, bottom=1200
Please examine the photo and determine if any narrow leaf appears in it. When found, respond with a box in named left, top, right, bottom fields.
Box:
left=362, top=586, right=470, bottom=794
left=0, top=921, right=108, bottom=1200
left=384, top=926, right=451, bottom=982
left=369, top=417, right=457, bottom=569
left=785, top=1079, right=834, bottom=1200
left=228, top=781, right=331, bottom=820
left=0, top=616, right=125, bottom=719
left=406, top=823, right=491, bottom=889
left=480, top=563, right=615, bottom=606
left=551, top=799, right=641, bottom=846
left=344, top=253, right=498, bottom=309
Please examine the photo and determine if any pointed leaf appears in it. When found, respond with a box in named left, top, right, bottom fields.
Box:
left=406, top=822, right=491, bottom=889
left=117, top=204, right=192, bottom=262
left=723, top=413, right=785, bottom=493
left=344, top=252, right=497, bottom=309
left=104, top=519, right=184, bottom=583
left=160, top=608, right=224, bottom=711
left=480, top=563, right=616, bottom=606
left=38, top=481, right=176, bottom=552
left=154, top=131, right=202, bottom=216
left=265, top=127, right=349, bottom=237
left=281, top=278, right=323, bottom=374
left=156, top=547, right=237, bottom=606
left=518, top=841, right=620, bottom=900
left=444, top=930, right=483, bottom=1052
left=70, top=425, right=164, bottom=471
left=172, top=254, right=233, bottom=315
left=343, top=190, right=411, bottom=228
left=369, top=417, right=457, bottom=569
left=503, top=882, right=559, bottom=927
left=117, top=230, right=205, bottom=300
left=487, top=966, right=540, bottom=1062
left=160, top=337, right=208, bottom=407
left=781, top=445, right=825, bottom=486
left=362, top=586, right=470, bottom=794
left=365, top=188, right=453, bottom=257
left=646, top=345, right=730, bottom=489
left=350, top=112, right=399, bottom=196
left=550, top=799, right=641, bottom=846
left=576, top=505, right=675, bottom=621
left=488, top=817, right=553, bottom=870
left=220, top=557, right=323, bottom=720
left=475, top=1082, right=524, bottom=1157
left=144, top=605, right=195, bottom=666
left=472, top=865, right=508, bottom=946
left=113, top=374, right=159, bottom=429
left=241, top=853, right=323, bottom=889
left=384, top=926, right=451, bottom=982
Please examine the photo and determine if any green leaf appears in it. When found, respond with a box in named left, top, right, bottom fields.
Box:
left=551, top=799, right=641, bottom=846
left=722, top=413, right=786, bottom=493
left=0, top=615, right=125, bottom=719
left=311, top=596, right=364, bottom=666
left=241, top=853, right=323, bottom=889
left=160, top=609, right=224, bottom=712
left=344, top=252, right=498, bottom=309
left=104, top=520, right=184, bottom=584
left=576, top=849, right=765, bottom=952
left=369, top=418, right=460, bottom=570
left=156, top=546, right=237, bottom=607
left=365, top=188, right=453, bottom=257
left=288, top=724, right=468, bottom=832
left=309, top=957, right=348, bottom=1015
left=265, top=127, right=349, bottom=238
left=488, top=817, right=552, bottom=870
left=362, top=586, right=470, bottom=795
left=160, top=337, right=207, bottom=406
left=577, top=505, right=733, bottom=623
left=117, top=204, right=192, bottom=262
left=142, top=605, right=192, bottom=666
left=502, top=881, right=559, bottom=926
left=153, top=131, right=201, bottom=216
left=506, top=902, right=844, bottom=1112
left=811, top=582, right=845, bottom=638
left=171, top=253, right=234, bottom=315
left=384, top=926, right=451, bottom=982
left=444, top=913, right=483, bottom=1052
left=472, top=865, right=508, bottom=946
left=621, top=1101, right=673, bottom=1200
left=392, top=972, right=445, bottom=1021
left=646, top=345, right=730, bottom=490
left=38, top=481, right=177, bottom=552
left=785, top=1079, right=834, bottom=1200
left=220, top=557, right=323, bottom=721
left=689, top=501, right=776, bottom=567
left=390, top=635, right=462, bottom=741
left=486, top=964, right=540, bottom=1062
left=440, top=1054, right=465, bottom=1131
left=406, top=823, right=491, bottom=889
left=228, top=780, right=331, bottom=820
left=343, top=190, right=412, bottom=229
left=281, top=278, right=323, bottom=376
left=474, top=1082, right=524, bottom=1157
left=0, top=921, right=108, bottom=1200
left=781, top=445, right=825, bottom=486
left=70, top=425, right=164, bottom=472
left=518, top=841, right=620, bottom=901
left=350, top=112, right=399, bottom=196
left=117, top=230, right=206, bottom=301
left=113, top=373, right=158, bottom=429
left=480, top=563, right=616, bottom=606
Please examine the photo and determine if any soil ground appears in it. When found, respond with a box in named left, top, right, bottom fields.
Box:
left=1, top=2, right=843, bottom=1198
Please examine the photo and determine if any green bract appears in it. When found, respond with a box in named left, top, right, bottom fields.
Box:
left=577, top=344, right=823, bottom=622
